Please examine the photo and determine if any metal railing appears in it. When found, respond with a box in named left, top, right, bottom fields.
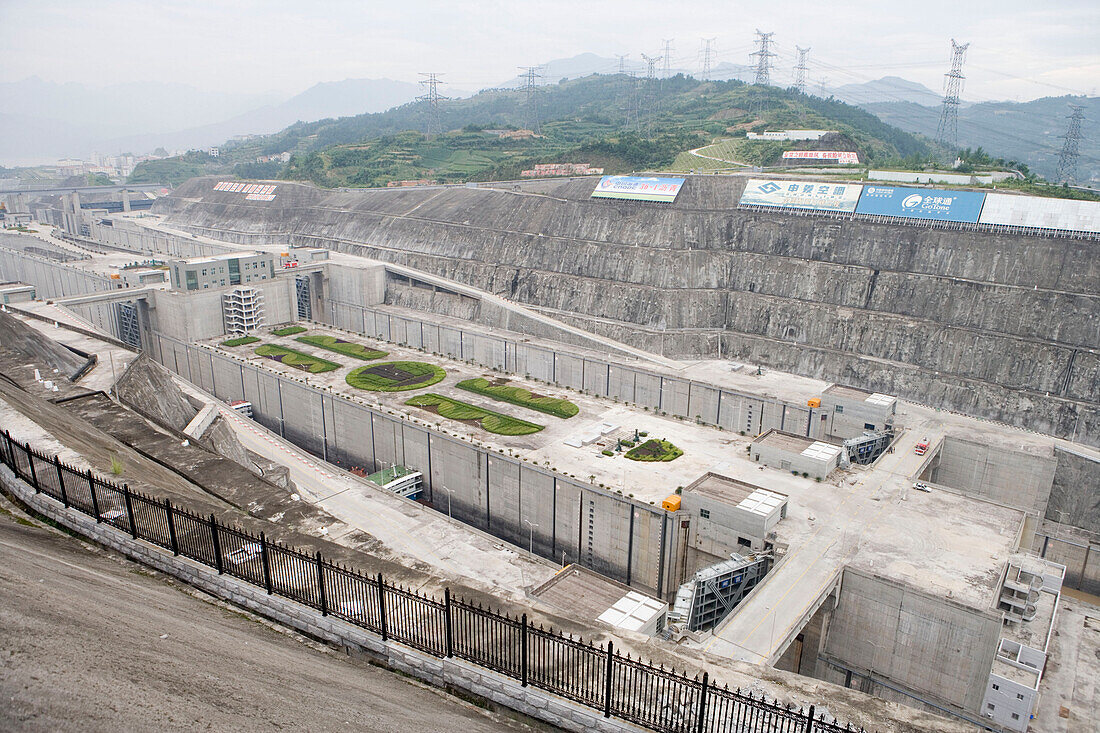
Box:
left=0, top=428, right=865, bottom=733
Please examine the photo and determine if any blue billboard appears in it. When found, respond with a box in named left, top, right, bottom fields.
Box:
left=856, top=185, right=986, bottom=223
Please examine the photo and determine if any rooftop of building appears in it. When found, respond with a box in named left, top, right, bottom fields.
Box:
left=683, top=472, right=787, bottom=514
left=171, top=251, right=268, bottom=266
left=823, top=384, right=896, bottom=407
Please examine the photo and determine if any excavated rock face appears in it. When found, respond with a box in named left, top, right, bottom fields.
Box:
left=115, top=354, right=294, bottom=491
left=0, top=308, right=89, bottom=383
left=157, top=176, right=1100, bottom=446
left=114, top=354, right=200, bottom=430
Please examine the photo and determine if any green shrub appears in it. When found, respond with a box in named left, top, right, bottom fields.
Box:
left=221, top=335, right=260, bottom=347
left=296, top=334, right=387, bottom=361
left=456, top=377, right=579, bottom=419
left=625, top=438, right=683, bottom=462
left=602, top=449, right=614, bottom=456
left=272, top=325, right=307, bottom=336
left=346, top=361, right=445, bottom=392
left=405, top=393, right=543, bottom=435
left=254, top=344, right=339, bottom=373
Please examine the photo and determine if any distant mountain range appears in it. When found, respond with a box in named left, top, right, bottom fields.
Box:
left=0, top=77, right=422, bottom=166
left=827, top=76, right=947, bottom=107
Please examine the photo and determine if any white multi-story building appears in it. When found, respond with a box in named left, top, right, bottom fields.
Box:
left=222, top=286, right=265, bottom=334
left=168, top=251, right=276, bottom=292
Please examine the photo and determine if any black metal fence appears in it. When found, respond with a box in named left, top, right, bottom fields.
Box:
left=0, top=428, right=864, bottom=733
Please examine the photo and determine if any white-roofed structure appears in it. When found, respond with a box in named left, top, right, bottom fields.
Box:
left=681, top=473, right=788, bottom=556
left=596, top=591, right=668, bottom=636
left=752, top=429, right=843, bottom=479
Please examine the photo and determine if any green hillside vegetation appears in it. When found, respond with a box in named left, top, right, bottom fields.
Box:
left=456, top=377, right=578, bottom=419
left=131, top=74, right=945, bottom=188
left=296, top=334, right=388, bottom=360
left=405, top=393, right=544, bottom=435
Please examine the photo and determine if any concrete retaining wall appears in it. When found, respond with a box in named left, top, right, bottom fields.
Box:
left=0, top=463, right=641, bottom=733
left=928, top=437, right=1057, bottom=518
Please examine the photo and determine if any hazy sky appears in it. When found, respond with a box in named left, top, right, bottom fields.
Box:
left=1, top=0, right=1096, bottom=102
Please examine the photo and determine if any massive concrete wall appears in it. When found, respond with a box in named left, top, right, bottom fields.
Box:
left=154, top=176, right=1100, bottom=447
left=0, top=237, right=120, bottom=299
left=818, top=568, right=1002, bottom=718
left=1044, top=447, right=1100, bottom=533
left=927, top=437, right=1057, bottom=517
left=148, top=333, right=677, bottom=598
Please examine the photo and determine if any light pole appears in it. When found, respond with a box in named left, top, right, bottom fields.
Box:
left=524, top=519, right=539, bottom=558
left=442, top=485, right=454, bottom=519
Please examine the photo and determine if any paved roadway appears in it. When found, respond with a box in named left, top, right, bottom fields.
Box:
left=0, top=502, right=533, bottom=733
left=703, top=427, right=934, bottom=664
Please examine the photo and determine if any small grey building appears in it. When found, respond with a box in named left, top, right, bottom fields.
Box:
left=818, top=384, right=896, bottom=439
left=752, top=429, right=843, bottom=479
left=681, top=472, right=787, bottom=556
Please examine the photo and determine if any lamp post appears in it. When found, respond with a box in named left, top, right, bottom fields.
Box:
left=524, top=519, right=539, bottom=558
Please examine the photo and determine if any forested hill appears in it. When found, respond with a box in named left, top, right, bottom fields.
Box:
left=132, top=73, right=941, bottom=187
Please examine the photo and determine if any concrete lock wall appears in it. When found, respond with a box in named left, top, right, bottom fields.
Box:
left=153, top=176, right=1100, bottom=447
left=819, top=568, right=1002, bottom=718
left=0, top=241, right=119, bottom=299
left=324, top=300, right=814, bottom=438
left=928, top=437, right=1057, bottom=517
left=149, top=333, right=676, bottom=598
left=0, top=465, right=640, bottom=733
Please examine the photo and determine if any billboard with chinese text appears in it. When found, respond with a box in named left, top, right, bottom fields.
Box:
left=781, top=151, right=860, bottom=164
left=590, top=176, right=685, bottom=203
left=855, top=185, right=984, bottom=223
left=738, top=179, right=863, bottom=213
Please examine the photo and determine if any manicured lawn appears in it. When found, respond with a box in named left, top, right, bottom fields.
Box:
left=296, top=334, right=388, bottom=361
left=254, top=344, right=340, bottom=373
left=221, top=335, right=260, bottom=347
left=272, top=325, right=307, bottom=336
left=404, top=393, right=544, bottom=435
left=456, top=377, right=578, bottom=419
left=345, top=361, right=445, bottom=392
left=625, top=438, right=683, bottom=462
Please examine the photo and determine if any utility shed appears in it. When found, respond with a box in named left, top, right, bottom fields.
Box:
left=681, top=472, right=787, bottom=553
left=818, top=384, right=896, bottom=439
left=752, top=429, right=843, bottom=479
left=0, top=281, right=35, bottom=303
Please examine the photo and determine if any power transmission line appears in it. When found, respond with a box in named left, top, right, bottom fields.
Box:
left=751, top=30, right=776, bottom=86
left=1057, top=105, right=1085, bottom=183
left=662, top=40, right=674, bottom=79
left=518, top=66, right=543, bottom=134
left=701, top=37, right=716, bottom=81
left=936, top=39, right=969, bottom=148
left=641, top=53, right=662, bottom=81
left=794, top=46, right=810, bottom=95
left=416, top=73, right=449, bottom=137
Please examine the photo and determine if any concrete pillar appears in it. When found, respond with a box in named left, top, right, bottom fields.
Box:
left=122, top=190, right=131, bottom=213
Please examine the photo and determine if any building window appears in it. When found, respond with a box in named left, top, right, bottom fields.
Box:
left=1016, top=693, right=1024, bottom=700
left=835, top=405, right=844, bottom=413
left=864, top=423, right=875, bottom=430
left=992, top=684, right=999, bottom=691
left=987, top=704, right=995, bottom=711
left=1011, top=714, right=1019, bottom=721
left=738, top=537, right=752, bottom=548
left=700, top=509, right=710, bottom=519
